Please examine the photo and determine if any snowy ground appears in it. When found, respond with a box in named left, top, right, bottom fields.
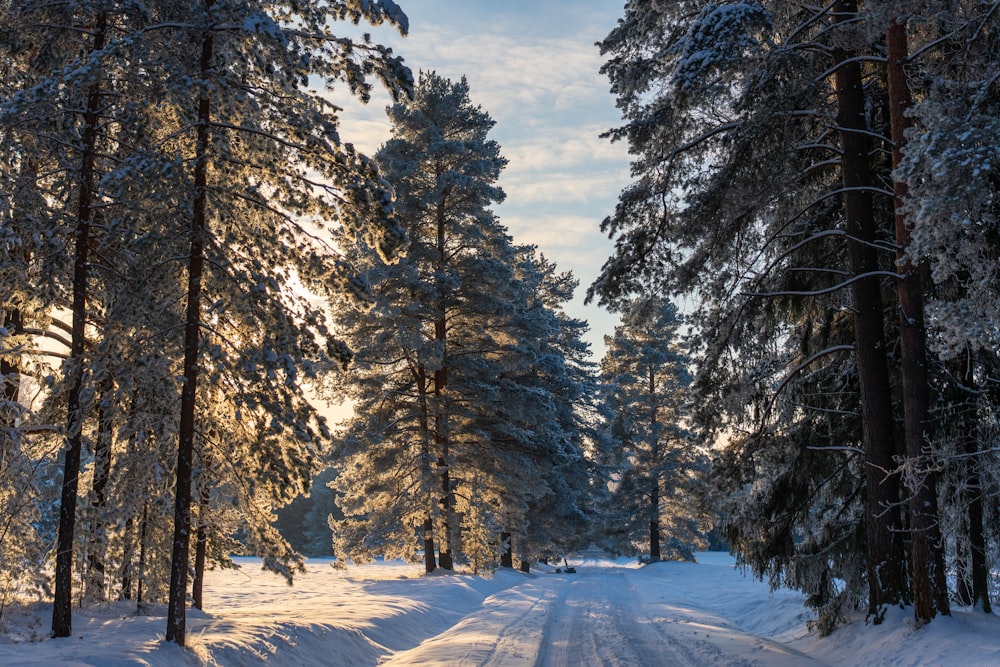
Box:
left=2, top=551, right=999, bottom=666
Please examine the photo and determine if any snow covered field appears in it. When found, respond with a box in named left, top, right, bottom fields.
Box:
left=2, top=551, right=999, bottom=666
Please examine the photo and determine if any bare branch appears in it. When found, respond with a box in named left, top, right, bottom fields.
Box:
left=743, top=270, right=903, bottom=298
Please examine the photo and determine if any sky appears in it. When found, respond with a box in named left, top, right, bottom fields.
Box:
left=334, top=0, right=633, bottom=360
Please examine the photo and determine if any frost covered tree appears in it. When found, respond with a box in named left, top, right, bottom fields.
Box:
left=591, top=0, right=881, bottom=626
left=590, top=0, right=995, bottom=628
left=593, top=0, right=1000, bottom=629
left=600, top=297, right=706, bottom=561
left=1, top=0, right=412, bottom=645
left=500, top=250, right=599, bottom=569
left=895, top=0, right=1000, bottom=615
left=328, top=71, right=510, bottom=572
left=0, top=0, right=138, bottom=636
left=147, top=0, right=410, bottom=646
left=327, top=72, right=595, bottom=573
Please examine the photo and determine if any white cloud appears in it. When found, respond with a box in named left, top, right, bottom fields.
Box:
left=329, top=1, right=631, bottom=355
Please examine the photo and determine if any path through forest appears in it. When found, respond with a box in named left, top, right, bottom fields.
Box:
left=381, top=556, right=824, bottom=666
left=5, top=552, right=998, bottom=666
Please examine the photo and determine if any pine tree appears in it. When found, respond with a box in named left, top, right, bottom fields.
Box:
left=328, top=71, right=510, bottom=571
left=3, top=0, right=412, bottom=644
left=592, top=0, right=999, bottom=628
left=327, top=73, right=598, bottom=573
left=591, top=0, right=915, bottom=626
left=153, top=0, right=411, bottom=645
left=895, top=0, right=1000, bottom=615
left=600, top=296, right=706, bottom=561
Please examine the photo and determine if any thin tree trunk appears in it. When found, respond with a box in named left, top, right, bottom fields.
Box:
left=648, top=368, right=660, bottom=562
left=435, top=403, right=454, bottom=570
left=192, top=485, right=210, bottom=610
left=434, top=197, right=456, bottom=571
left=500, top=531, right=513, bottom=568
left=830, top=0, right=908, bottom=619
left=52, top=11, right=107, bottom=638
left=955, top=348, right=991, bottom=612
left=417, top=365, right=437, bottom=573
left=136, top=503, right=148, bottom=609
left=121, top=514, right=133, bottom=601
left=649, top=479, right=661, bottom=562
left=85, top=374, right=114, bottom=602
left=422, top=516, right=437, bottom=573
left=119, top=398, right=140, bottom=601
left=166, top=1, right=214, bottom=644
left=886, top=15, right=949, bottom=623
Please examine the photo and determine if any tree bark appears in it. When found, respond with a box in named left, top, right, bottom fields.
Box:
left=960, top=349, right=993, bottom=614
left=422, top=516, right=437, bottom=573
left=886, top=16, right=949, bottom=623
left=85, top=374, right=114, bottom=602
left=166, top=1, right=214, bottom=644
left=192, top=485, right=210, bottom=610
left=500, top=531, right=513, bottom=568
left=121, top=513, right=133, bottom=600
left=648, top=367, right=660, bottom=562
left=830, top=0, right=908, bottom=619
left=434, top=196, right=456, bottom=570
left=52, top=11, right=107, bottom=638
left=136, top=503, right=148, bottom=609
left=417, top=366, right=437, bottom=573
left=649, top=477, right=661, bottom=562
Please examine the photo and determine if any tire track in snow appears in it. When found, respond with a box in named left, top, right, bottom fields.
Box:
left=537, top=570, right=696, bottom=667
left=382, top=562, right=827, bottom=666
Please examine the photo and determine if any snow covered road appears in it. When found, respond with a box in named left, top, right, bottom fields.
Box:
left=5, top=551, right=1000, bottom=665
left=383, top=556, right=822, bottom=666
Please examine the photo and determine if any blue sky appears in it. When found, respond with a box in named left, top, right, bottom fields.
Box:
left=335, top=0, right=632, bottom=360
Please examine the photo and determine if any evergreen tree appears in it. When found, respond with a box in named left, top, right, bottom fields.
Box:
left=896, top=0, right=1000, bottom=615
left=1, top=0, right=412, bottom=644
left=327, top=73, right=597, bottom=573
left=592, top=0, right=998, bottom=628
left=328, top=71, right=509, bottom=571
left=600, top=297, right=706, bottom=561
left=150, top=0, right=410, bottom=645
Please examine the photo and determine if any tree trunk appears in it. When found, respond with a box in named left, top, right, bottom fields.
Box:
left=436, top=449, right=454, bottom=570
left=830, top=0, right=908, bottom=619
left=649, top=477, right=661, bottom=562
left=955, top=348, right=990, bottom=612
left=121, top=513, right=133, bottom=601
left=886, top=16, right=949, bottom=623
left=85, top=374, right=114, bottom=602
left=434, top=197, right=456, bottom=571
left=500, top=531, right=513, bottom=568
left=166, top=2, right=214, bottom=644
left=192, top=485, right=210, bottom=610
left=423, top=516, right=437, bottom=573
left=136, top=503, right=148, bottom=609
left=52, top=11, right=107, bottom=638
left=417, top=366, right=437, bottom=573
left=648, top=367, right=660, bottom=562
left=119, top=398, right=140, bottom=601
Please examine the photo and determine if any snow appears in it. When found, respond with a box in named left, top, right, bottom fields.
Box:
left=2, top=552, right=999, bottom=666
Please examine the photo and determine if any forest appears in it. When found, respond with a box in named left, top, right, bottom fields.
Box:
left=0, top=0, right=998, bottom=653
